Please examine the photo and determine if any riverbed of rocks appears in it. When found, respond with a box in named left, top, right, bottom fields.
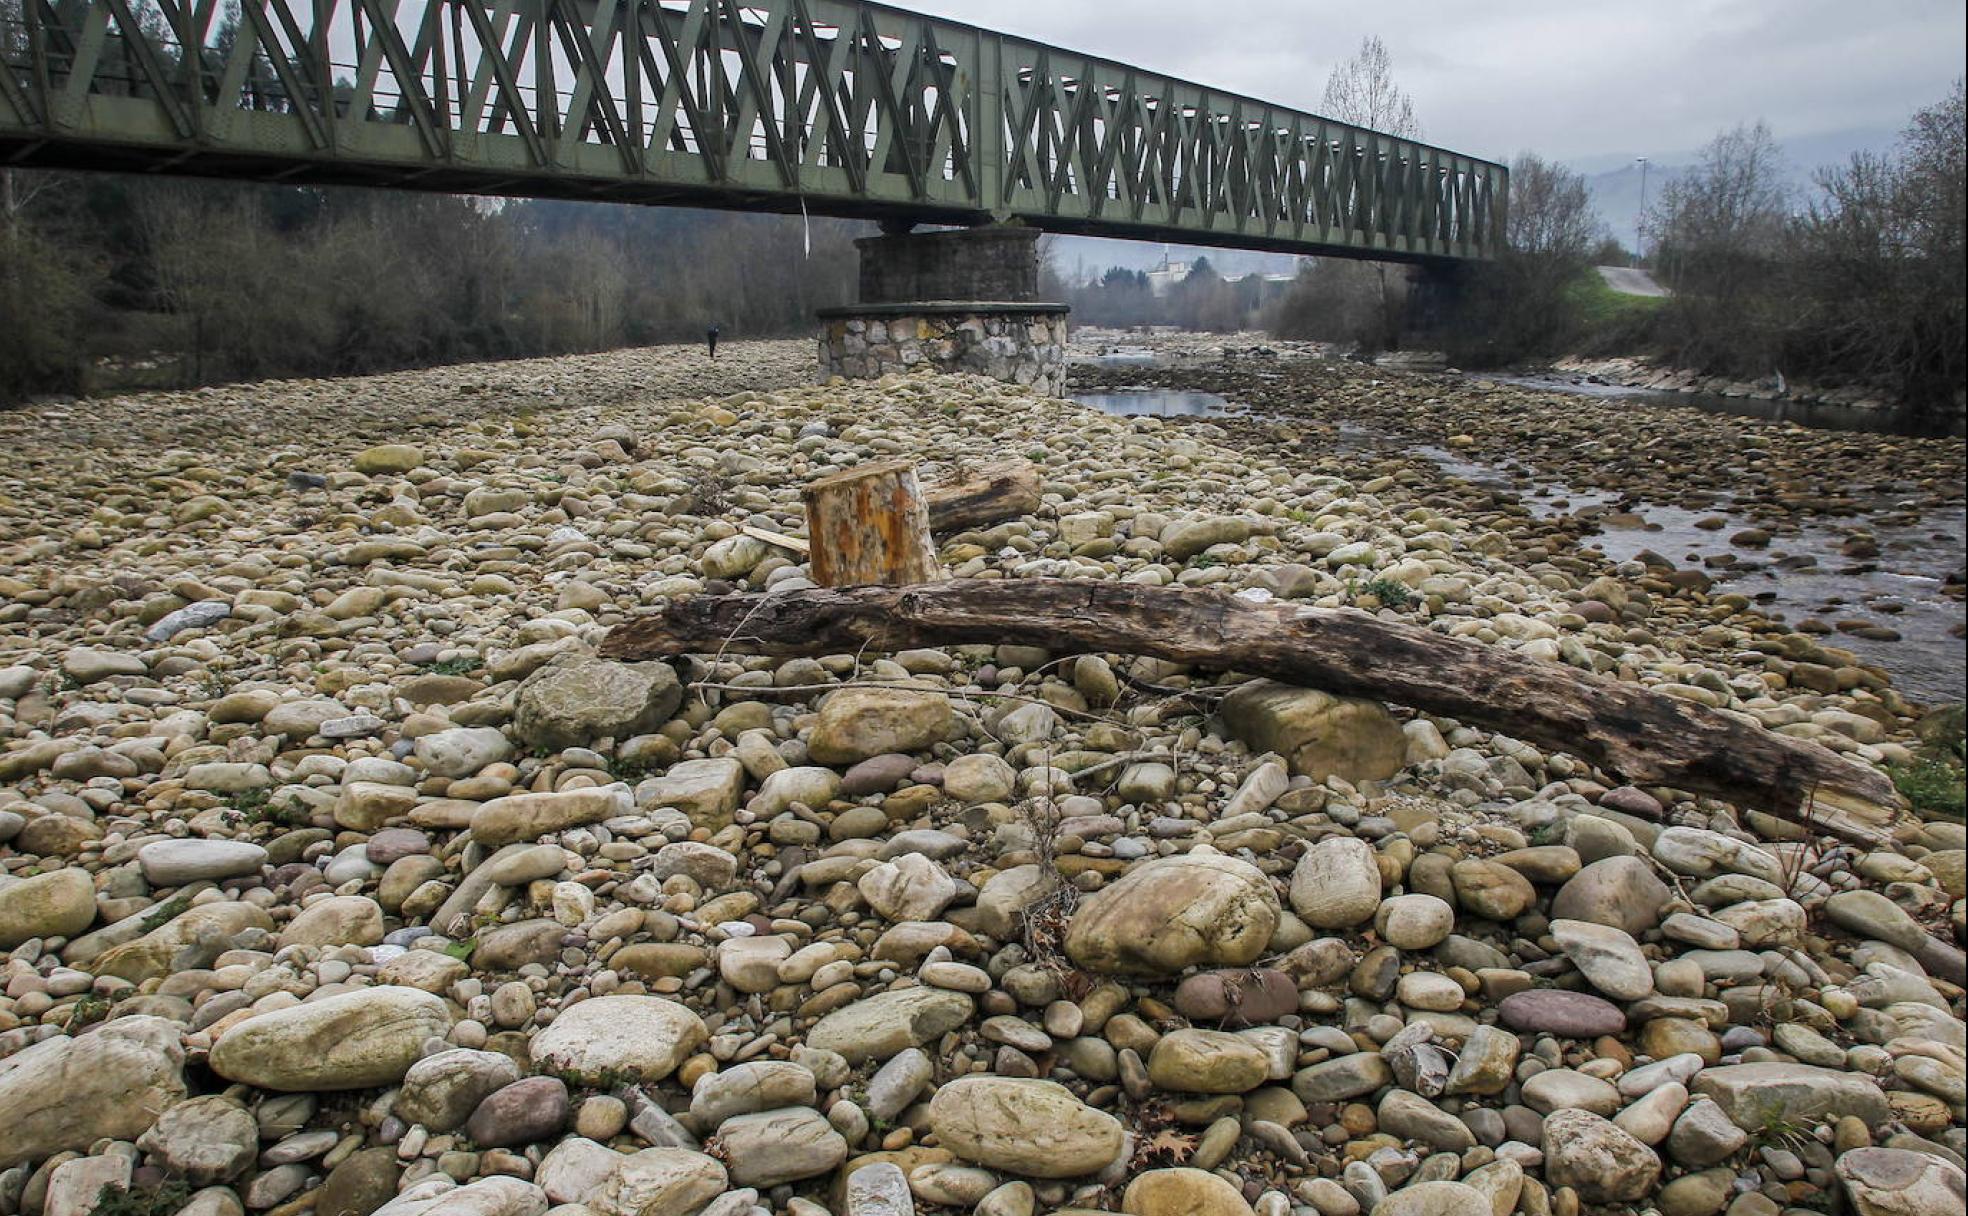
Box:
left=1544, top=359, right=1898, bottom=415
left=1, top=339, right=1963, bottom=1216
left=1073, top=354, right=1967, bottom=698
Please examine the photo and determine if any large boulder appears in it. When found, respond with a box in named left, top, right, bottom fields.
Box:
left=1550, top=856, right=1671, bottom=936
left=396, top=1049, right=524, bottom=1132
left=717, top=1108, right=848, bottom=1187
left=806, top=987, right=974, bottom=1065
left=635, top=758, right=747, bottom=830
left=1065, top=853, right=1280, bottom=976
left=1146, top=1029, right=1272, bottom=1094
left=1289, top=836, right=1381, bottom=928
left=471, top=786, right=633, bottom=848
left=1217, top=680, right=1405, bottom=782
left=210, top=987, right=452, bottom=1090
left=372, top=1177, right=544, bottom=1216
left=1498, top=989, right=1626, bottom=1038
left=413, top=727, right=513, bottom=779
left=1835, top=1147, right=1966, bottom=1216
left=1372, top=1182, right=1491, bottom=1216
left=0, top=867, right=96, bottom=948
left=1652, top=826, right=1785, bottom=885
left=1551, top=919, right=1655, bottom=1000
left=354, top=444, right=423, bottom=474
left=513, top=656, right=681, bottom=751
left=93, top=901, right=276, bottom=984
left=859, top=853, right=958, bottom=922
left=136, top=839, right=268, bottom=886
left=1692, top=1062, right=1890, bottom=1130
left=530, top=995, right=706, bottom=1085
left=1161, top=516, right=1252, bottom=562
left=280, top=895, right=385, bottom=949
left=927, top=1076, right=1125, bottom=1178
left=689, top=1061, right=818, bottom=1128
left=974, top=864, right=1060, bottom=940
left=1824, top=890, right=1940, bottom=954
left=592, top=1149, right=726, bottom=1216
left=135, top=1095, right=258, bottom=1184
left=1449, top=858, right=1538, bottom=921
left=1122, top=1167, right=1256, bottom=1216
left=536, top=1138, right=619, bottom=1205
left=334, top=781, right=421, bottom=832
left=806, top=686, right=954, bottom=765
left=1542, top=1108, right=1661, bottom=1203
left=316, top=1148, right=402, bottom=1216
left=0, top=1015, right=187, bottom=1168
left=1293, top=1053, right=1394, bottom=1103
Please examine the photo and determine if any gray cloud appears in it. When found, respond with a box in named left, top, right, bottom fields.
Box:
left=906, top=0, right=1964, bottom=165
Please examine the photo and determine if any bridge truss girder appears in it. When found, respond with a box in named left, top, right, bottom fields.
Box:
left=0, top=0, right=1507, bottom=263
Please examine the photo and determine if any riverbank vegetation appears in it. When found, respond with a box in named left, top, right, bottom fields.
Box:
left=1093, top=65, right=1967, bottom=426
left=0, top=176, right=857, bottom=402
left=1403, top=82, right=1964, bottom=424
left=1643, top=85, right=1964, bottom=419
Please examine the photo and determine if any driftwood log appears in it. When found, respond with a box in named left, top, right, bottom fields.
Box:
left=924, top=462, right=1042, bottom=532
left=799, top=460, right=942, bottom=588
left=602, top=579, right=1907, bottom=844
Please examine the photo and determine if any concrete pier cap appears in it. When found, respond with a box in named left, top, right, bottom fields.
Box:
left=816, top=222, right=1069, bottom=392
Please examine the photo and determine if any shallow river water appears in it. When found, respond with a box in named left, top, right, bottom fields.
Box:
left=1073, top=384, right=1967, bottom=704
left=1485, top=373, right=1966, bottom=439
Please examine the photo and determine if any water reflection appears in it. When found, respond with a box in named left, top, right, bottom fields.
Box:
left=1410, top=442, right=1967, bottom=703
left=1073, top=389, right=1232, bottom=417
left=1484, top=374, right=1964, bottom=438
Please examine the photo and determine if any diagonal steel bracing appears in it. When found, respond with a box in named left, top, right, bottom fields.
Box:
left=0, top=0, right=1506, bottom=262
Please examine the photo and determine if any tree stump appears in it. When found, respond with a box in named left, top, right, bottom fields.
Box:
left=801, top=460, right=944, bottom=588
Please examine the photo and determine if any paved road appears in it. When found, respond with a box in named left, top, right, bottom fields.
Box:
left=1596, top=265, right=1670, bottom=296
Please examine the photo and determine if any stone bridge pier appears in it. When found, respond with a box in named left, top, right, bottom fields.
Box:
left=1404, top=262, right=1472, bottom=344
left=817, top=225, right=1069, bottom=394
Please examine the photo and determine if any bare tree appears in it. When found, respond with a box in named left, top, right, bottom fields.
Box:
left=1644, top=121, right=1792, bottom=372
left=1441, top=152, right=1604, bottom=364
left=1788, top=80, right=1964, bottom=414
left=0, top=214, right=95, bottom=398
left=1507, top=153, right=1599, bottom=260
left=1035, top=233, right=1066, bottom=300
left=1319, top=35, right=1422, bottom=139
left=1645, top=120, right=1791, bottom=292
left=1316, top=36, right=1422, bottom=349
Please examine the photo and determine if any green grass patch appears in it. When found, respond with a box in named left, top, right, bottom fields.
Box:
left=1892, top=756, right=1965, bottom=820
left=1893, top=703, right=1965, bottom=820
left=1564, top=270, right=1669, bottom=329
left=93, top=1183, right=192, bottom=1216
left=1352, top=577, right=1416, bottom=610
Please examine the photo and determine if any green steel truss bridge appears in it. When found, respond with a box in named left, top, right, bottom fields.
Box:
left=0, top=0, right=1506, bottom=262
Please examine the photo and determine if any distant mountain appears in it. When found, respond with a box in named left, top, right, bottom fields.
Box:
left=1577, top=125, right=1902, bottom=249
left=1045, top=125, right=1906, bottom=270
left=1049, top=235, right=1301, bottom=284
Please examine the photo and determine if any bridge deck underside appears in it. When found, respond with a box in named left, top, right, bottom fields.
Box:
left=0, top=0, right=1506, bottom=264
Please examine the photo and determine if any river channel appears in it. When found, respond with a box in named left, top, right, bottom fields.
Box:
left=1072, top=376, right=1966, bottom=704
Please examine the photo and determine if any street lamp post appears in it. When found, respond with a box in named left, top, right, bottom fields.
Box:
left=1634, top=156, right=1650, bottom=266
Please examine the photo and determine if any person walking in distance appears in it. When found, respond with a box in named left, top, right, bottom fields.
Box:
left=706, top=324, right=721, bottom=360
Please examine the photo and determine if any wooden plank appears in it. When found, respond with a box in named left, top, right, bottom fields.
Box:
left=740, top=524, right=809, bottom=554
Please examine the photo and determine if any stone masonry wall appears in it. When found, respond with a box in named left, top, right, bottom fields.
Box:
left=855, top=227, right=1041, bottom=305
left=818, top=307, right=1068, bottom=395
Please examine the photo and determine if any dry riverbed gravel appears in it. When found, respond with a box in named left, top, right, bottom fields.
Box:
left=0, top=339, right=1963, bottom=1216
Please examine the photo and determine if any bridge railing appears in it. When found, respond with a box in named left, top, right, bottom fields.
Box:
left=0, top=0, right=1506, bottom=261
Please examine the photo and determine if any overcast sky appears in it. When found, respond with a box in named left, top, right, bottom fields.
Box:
left=905, top=0, right=1965, bottom=167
